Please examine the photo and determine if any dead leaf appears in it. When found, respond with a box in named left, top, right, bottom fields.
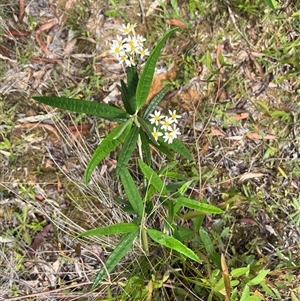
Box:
left=234, top=112, right=249, bottom=121
left=199, top=140, right=210, bottom=156
left=68, top=124, right=92, bottom=132
left=211, top=127, right=225, bottom=137
left=225, top=136, right=243, bottom=140
left=4, top=29, right=30, bottom=37
left=239, top=172, right=265, bottom=182
left=146, top=0, right=167, bottom=17
left=29, top=224, right=52, bottom=258
left=63, top=38, right=77, bottom=57
left=246, top=132, right=277, bottom=140
left=216, top=44, right=224, bottom=74
left=18, top=0, right=25, bottom=23
left=165, top=19, right=187, bottom=28
left=146, top=62, right=178, bottom=103
left=30, top=57, right=61, bottom=63
left=0, top=45, right=10, bottom=58
left=35, top=18, right=59, bottom=56
left=32, top=68, right=46, bottom=89
left=65, top=0, right=75, bottom=10
left=15, top=122, right=61, bottom=141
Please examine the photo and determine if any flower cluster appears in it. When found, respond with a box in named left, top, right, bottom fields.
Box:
left=149, top=110, right=181, bottom=144
left=110, top=23, right=150, bottom=67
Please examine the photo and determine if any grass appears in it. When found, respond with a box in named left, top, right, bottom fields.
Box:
left=1, top=0, right=300, bottom=300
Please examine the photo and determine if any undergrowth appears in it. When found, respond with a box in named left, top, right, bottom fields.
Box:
left=0, top=0, right=300, bottom=300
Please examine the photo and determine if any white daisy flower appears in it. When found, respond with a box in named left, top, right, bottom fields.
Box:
left=112, top=35, right=125, bottom=48
left=151, top=127, right=163, bottom=141
left=149, top=110, right=164, bottom=126
left=125, top=56, right=136, bottom=67
left=119, top=23, right=137, bottom=35
left=110, top=43, right=123, bottom=57
left=138, top=47, right=150, bottom=59
left=160, top=116, right=173, bottom=131
left=170, top=125, right=181, bottom=139
left=118, top=51, right=128, bottom=64
left=123, top=36, right=139, bottom=54
left=168, top=110, right=181, bottom=124
left=136, top=34, right=146, bottom=46
left=163, top=131, right=175, bottom=144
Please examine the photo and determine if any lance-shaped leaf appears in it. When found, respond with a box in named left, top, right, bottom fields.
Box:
left=160, top=138, right=194, bottom=161
left=32, top=96, right=129, bottom=122
left=147, top=229, right=201, bottom=263
left=84, top=121, right=132, bottom=184
left=138, top=116, right=159, bottom=145
left=126, top=66, right=138, bottom=112
left=116, top=125, right=139, bottom=175
left=119, top=167, right=143, bottom=217
left=138, top=159, right=167, bottom=195
left=143, top=85, right=170, bottom=119
left=136, top=27, right=178, bottom=110
left=92, top=229, right=139, bottom=288
left=118, top=81, right=134, bottom=114
left=78, top=223, right=139, bottom=237
left=139, top=131, right=151, bottom=165
left=151, top=138, right=174, bottom=158
left=174, top=197, right=224, bottom=215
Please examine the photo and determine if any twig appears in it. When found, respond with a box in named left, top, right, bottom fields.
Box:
left=138, top=0, right=145, bottom=24
left=5, top=281, right=93, bottom=301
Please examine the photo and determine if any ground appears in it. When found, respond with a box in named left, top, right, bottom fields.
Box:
left=0, top=0, right=300, bottom=300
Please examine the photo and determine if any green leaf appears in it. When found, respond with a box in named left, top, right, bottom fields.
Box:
left=152, top=141, right=174, bottom=159
left=164, top=138, right=194, bottom=161
left=32, top=96, right=129, bottom=122
left=119, top=167, right=144, bottom=217
left=116, top=125, right=139, bottom=175
left=127, top=66, right=138, bottom=112
left=143, top=85, right=170, bottom=119
left=136, top=27, right=178, bottom=110
left=264, top=0, right=279, bottom=10
left=147, top=229, right=201, bottom=263
left=240, top=285, right=250, bottom=301
left=78, top=223, right=139, bottom=237
left=84, top=121, right=132, bottom=183
left=291, top=292, right=300, bottom=301
left=118, top=81, right=134, bottom=114
left=138, top=116, right=159, bottom=145
left=270, top=110, right=290, bottom=118
left=139, top=131, right=151, bottom=165
left=199, top=227, right=214, bottom=254
left=92, top=229, right=139, bottom=288
left=248, top=270, right=270, bottom=286
left=231, top=267, right=250, bottom=278
left=174, top=197, right=223, bottom=215
left=138, top=159, right=167, bottom=195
